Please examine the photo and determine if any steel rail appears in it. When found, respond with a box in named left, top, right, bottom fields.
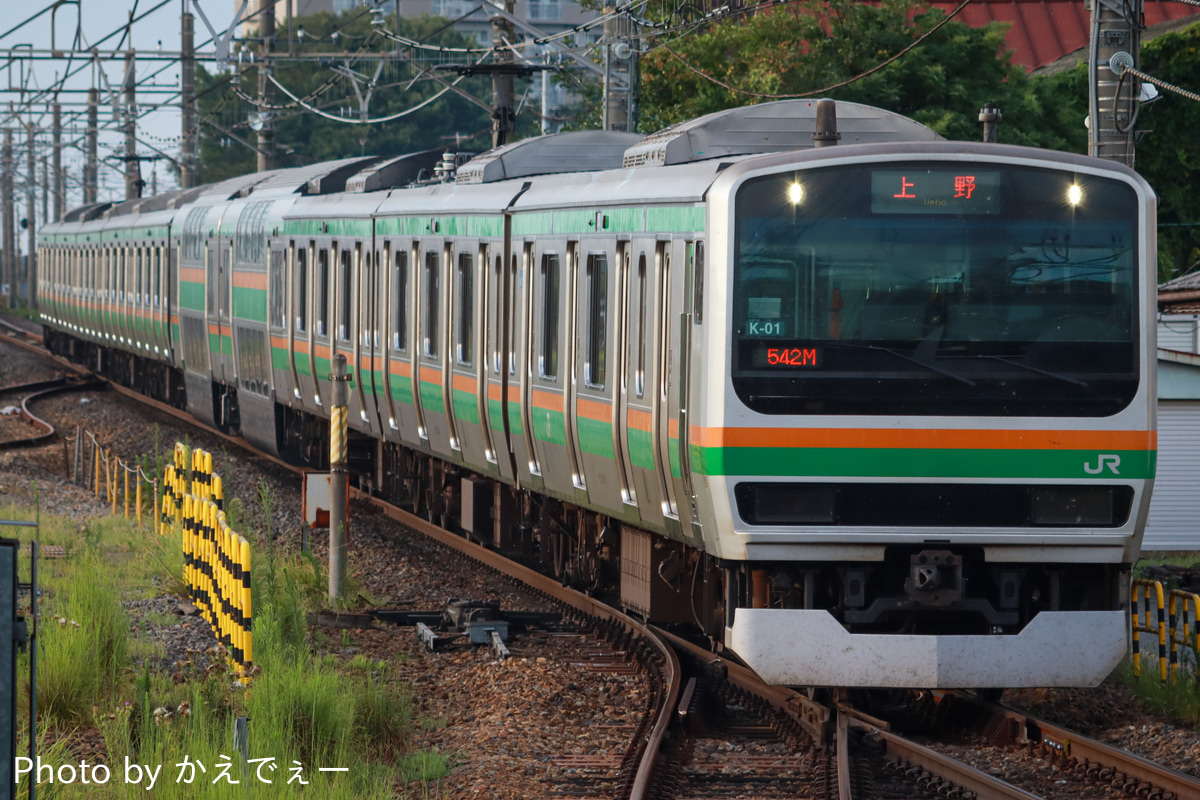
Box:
left=852, top=715, right=1045, bottom=800
left=952, top=694, right=1200, bottom=800
left=0, top=376, right=108, bottom=450
left=652, top=625, right=831, bottom=741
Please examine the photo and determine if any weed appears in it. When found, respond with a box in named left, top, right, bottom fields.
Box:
left=396, top=750, right=453, bottom=783
left=342, top=629, right=353, bottom=648
left=352, top=677, right=412, bottom=754
left=1122, top=651, right=1200, bottom=727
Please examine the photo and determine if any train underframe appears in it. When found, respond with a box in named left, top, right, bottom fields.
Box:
left=49, top=329, right=1130, bottom=685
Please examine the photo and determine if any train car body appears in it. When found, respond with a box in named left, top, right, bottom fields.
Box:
left=39, top=99, right=1157, bottom=689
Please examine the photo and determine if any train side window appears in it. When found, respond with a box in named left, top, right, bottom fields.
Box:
left=338, top=248, right=352, bottom=342
left=457, top=251, right=474, bottom=365
left=295, top=245, right=308, bottom=333
left=423, top=250, right=439, bottom=358
left=154, top=248, right=162, bottom=308
left=269, top=247, right=286, bottom=329
left=540, top=253, right=560, bottom=379
left=492, top=255, right=502, bottom=374
left=392, top=249, right=408, bottom=351
left=509, top=253, right=518, bottom=375
left=316, top=247, right=330, bottom=337
left=692, top=241, right=704, bottom=323
left=636, top=253, right=647, bottom=398
left=585, top=253, right=608, bottom=388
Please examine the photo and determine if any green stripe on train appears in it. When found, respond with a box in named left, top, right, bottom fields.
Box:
left=691, top=446, right=1158, bottom=480
left=232, top=286, right=266, bottom=320
left=452, top=387, right=480, bottom=426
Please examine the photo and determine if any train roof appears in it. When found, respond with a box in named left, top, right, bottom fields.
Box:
left=622, top=99, right=942, bottom=168
left=455, top=131, right=643, bottom=184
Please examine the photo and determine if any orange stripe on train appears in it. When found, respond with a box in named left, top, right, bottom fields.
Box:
left=689, top=427, right=1157, bottom=451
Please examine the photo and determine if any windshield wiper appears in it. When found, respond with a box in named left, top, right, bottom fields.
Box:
left=972, top=355, right=1088, bottom=388
left=826, top=341, right=976, bottom=386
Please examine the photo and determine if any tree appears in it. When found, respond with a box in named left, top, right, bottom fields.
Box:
left=1136, top=24, right=1200, bottom=279
left=635, top=0, right=1086, bottom=151
left=193, top=11, right=509, bottom=184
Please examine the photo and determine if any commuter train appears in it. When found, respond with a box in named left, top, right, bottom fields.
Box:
left=37, top=99, right=1158, bottom=688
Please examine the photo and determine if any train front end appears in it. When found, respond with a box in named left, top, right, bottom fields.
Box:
left=698, top=143, right=1157, bottom=688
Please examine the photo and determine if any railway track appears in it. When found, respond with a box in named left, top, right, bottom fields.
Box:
left=5, top=316, right=1200, bottom=799
left=0, top=376, right=102, bottom=450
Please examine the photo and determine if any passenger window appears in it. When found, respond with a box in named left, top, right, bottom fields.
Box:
left=585, top=253, right=608, bottom=388
left=492, top=255, right=502, bottom=374
left=423, top=250, right=439, bottom=358
left=392, top=249, right=408, bottom=351
left=316, top=248, right=330, bottom=337
left=294, top=245, right=308, bottom=333
left=540, top=253, right=559, bottom=379
left=153, top=248, right=162, bottom=308
left=269, top=248, right=286, bottom=329
left=338, top=248, right=352, bottom=342
left=457, top=252, right=473, bottom=365
left=636, top=254, right=647, bottom=398
left=693, top=241, right=704, bottom=322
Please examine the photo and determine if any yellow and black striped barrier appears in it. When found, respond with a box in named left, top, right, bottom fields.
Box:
left=165, top=445, right=253, bottom=684
left=1131, top=579, right=1200, bottom=682
left=1133, top=578, right=1168, bottom=681
left=1168, top=589, right=1200, bottom=679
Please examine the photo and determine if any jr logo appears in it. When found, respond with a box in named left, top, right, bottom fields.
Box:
left=1084, top=454, right=1121, bottom=475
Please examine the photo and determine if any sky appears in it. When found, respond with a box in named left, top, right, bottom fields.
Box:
left=2, top=0, right=237, bottom=209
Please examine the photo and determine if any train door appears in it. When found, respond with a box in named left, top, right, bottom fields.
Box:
left=312, top=239, right=334, bottom=411
left=614, top=242, right=637, bottom=510
left=409, top=240, right=429, bottom=443
left=570, top=241, right=623, bottom=511
left=529, top=240, right=576, bottom=499
left=413, top=238, right=455, bottom=457
left=360, top=238, right=385, bottom=439
left=660, top=239, right=699, bottom=539
left=284, top=241, right=302, bottom=402
left=483, top=246, right=515, bottom=481
left=206, top=207, right=235, bottom=383
left=343, top=241, right=373, bottom=435
left=653, top=240, right=681, bottom=527
left=510, top=240, right=545, bottom=492
left=384, top=241, right=421, bottom=445
left=441, top=241, right=463, bottom=457
left=450, top=241, right=493, bottom=472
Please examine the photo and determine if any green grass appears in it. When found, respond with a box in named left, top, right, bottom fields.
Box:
left=0, top=475, right=450, bottom=799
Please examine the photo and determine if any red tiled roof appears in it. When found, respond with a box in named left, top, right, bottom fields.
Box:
left=927, top=0, right=1200, bottom=71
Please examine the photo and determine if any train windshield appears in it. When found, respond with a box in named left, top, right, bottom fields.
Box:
left=732, top=162, right=1140, bottom=416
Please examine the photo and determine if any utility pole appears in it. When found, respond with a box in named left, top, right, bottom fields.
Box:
left=490, top=0, right=516, bottom=148
left=1088, top=0, right=1143, bottom=166
left=124, top=50, right=142, bottom=199
left=181, top=3, right=197, bottom=188
left=256, top=0, right=276, bottom=172
left=41, top=157, right=49, bottom=224
left=26, top=121, right=36, bottom=309
left=52, top=103, right=63, bottom=221
left=601, top=7, right=636, bottom=131
left=2, top=129, right=13, bottom=309
left=85, top=87, right=98, bottom=204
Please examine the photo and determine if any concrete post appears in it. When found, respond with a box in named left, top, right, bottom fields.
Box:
left=329, top=354, right=349, bottom=601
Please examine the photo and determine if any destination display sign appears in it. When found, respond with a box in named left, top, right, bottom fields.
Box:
left=871, top=170, right=1001, bottom=215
